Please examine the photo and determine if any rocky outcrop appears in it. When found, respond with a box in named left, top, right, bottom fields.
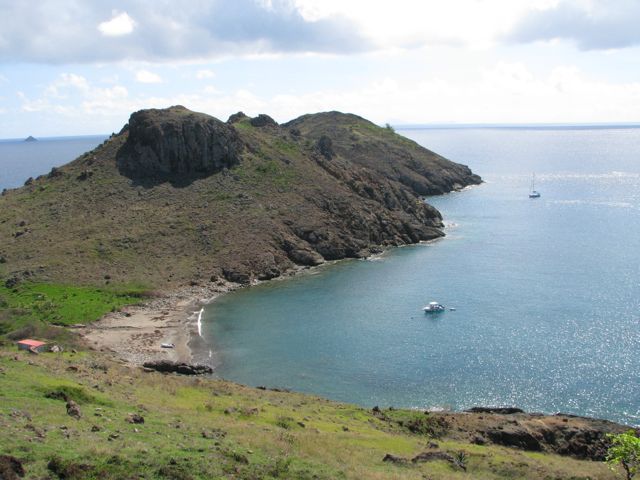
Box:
left=250, top=114, right=278, bottom=128
left=383, top=451, right=466, bottom=470
left=116, top=105, right=243, bottom=182
left=465, top=407, right=524, bottom=414
left=143, top=360, right=213, bottom=375
left=423, top=410, right=628, bottom=461
left=227, top=111, right=249, bottom=124
left=316, top=135, right=334, bottom=159
left=485, top=426, right=543, bottom=451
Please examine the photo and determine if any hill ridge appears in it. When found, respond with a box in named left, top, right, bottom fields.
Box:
left=0, top=106, right=480, bottom=288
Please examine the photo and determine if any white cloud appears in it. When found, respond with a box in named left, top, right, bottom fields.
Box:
left=203, top=85, right=221, bottom=94
left=44, top=73, right=90, bottom=98
left=196, top=69, right=216, bottom=80
left=19, top=74, right=130, bottom=117
left=135, top=70, right=162, bottom=83
left=507, top=0, right=640, bottom=50
left=294, top=0, right=560, bottom=49
left=1, top=1, right=367, bottom=64
left=98, top=11, right=136, bottom=37
left=253, top=63, right=640, bottom=125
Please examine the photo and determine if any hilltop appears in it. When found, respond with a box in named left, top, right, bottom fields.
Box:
left=0, top=106, right=480, bottom=289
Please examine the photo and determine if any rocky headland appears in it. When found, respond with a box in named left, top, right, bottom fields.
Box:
left=0, top=105, right=480, bottom=289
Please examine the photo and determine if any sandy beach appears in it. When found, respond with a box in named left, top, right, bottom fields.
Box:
left=81, top=282, right=237, bottom=365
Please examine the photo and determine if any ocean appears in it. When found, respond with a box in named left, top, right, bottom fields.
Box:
left=2, top=128, right=638, bottom=426
left=201, top=126, right=640, bottom=426
left=0, top=135, right=107, bottom=190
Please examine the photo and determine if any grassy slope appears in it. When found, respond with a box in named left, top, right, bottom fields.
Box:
left=0, top=283, right=147, bottom=335
left=0, top=348, right=618, bottom=480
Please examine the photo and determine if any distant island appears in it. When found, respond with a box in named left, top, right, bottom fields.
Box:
left=24, top=135, right=37, bottom=142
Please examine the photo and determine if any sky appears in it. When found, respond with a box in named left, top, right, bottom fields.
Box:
left=1, top=0, right=640, bottom=137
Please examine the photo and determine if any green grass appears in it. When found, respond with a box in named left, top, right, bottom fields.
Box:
left=0, top=347, right=621, bottom=480
left=0, top=282, right=147, bottom=335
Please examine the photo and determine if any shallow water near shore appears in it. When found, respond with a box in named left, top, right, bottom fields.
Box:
left=202, top=126, right=640, bottom=426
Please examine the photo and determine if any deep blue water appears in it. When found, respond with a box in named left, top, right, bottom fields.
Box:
left=0, top=135, right=107, bottom=190
left=203, top=127, right=640, bottom=426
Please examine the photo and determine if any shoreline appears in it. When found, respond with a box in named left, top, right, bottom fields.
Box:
left=81, top=265, right=317, bottom=367
left=81, top=282, right=238, bottom=366
left=80, top=235, right=454, bottom=368
left=78, top=182, right=478, bottom=368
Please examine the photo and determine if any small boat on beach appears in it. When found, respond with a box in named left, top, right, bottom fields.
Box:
left=423, top=301, right=445, bottom=313
left=161, top=343, right=175, bottom=349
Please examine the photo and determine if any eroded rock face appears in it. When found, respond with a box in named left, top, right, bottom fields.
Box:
left=117, top=106, right=242, bottom=182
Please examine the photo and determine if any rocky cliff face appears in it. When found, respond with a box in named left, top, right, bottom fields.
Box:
left=116, top=106, right=243, bottom=182
left=0, top=106, right=481, bottom=287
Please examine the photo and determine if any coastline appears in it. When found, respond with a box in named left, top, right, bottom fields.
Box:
left=81, top=282, right=238, bottom=365
left=80, top=229, right=457, bottom=368
left=80, top=265, right=318, bottom=367
left=78, top=182, right=480, bottom=369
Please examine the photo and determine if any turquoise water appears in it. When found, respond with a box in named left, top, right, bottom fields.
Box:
left=0, top=135, right=107, bottom=189
left=203, top=127, right=640, bottom=426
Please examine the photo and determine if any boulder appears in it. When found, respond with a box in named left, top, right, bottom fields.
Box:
left=466, top=407, right=524, bottom=414
left=142, top=360, right=213, bottom=375
left=0, top=455, right=24, bottom=479
left=126, top=413, right=145, bottom=424
left=382, top=453, right=407, bottom=465
left=66, top=400, right=82, bottom=419
left=287, top=249, right=324, bottom=266
left=411, top=451, right=456, bottom=464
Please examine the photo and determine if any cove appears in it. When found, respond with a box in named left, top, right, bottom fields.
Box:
left=200, top=126, right=640, bottom=426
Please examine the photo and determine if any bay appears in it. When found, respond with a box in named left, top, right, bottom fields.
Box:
left=202, top=126, right=640, bottom=426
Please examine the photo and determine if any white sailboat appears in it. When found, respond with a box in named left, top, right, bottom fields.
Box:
left=529, top=173, right=541, bottom=198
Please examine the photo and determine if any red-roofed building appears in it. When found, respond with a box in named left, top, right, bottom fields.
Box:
left=17, top=339, right=48, bottom=353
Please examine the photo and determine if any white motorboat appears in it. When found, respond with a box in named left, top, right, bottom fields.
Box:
left=423, top=301, right=445, bottom=313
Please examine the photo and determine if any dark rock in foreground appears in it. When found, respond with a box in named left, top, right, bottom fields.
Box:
left=465, top=407, right=524, bottom=414
left=143, top=360, right=213, bottom=375
left=432, top=410, right=627, bottom=461
left=0, top=455, right=25, bottom=480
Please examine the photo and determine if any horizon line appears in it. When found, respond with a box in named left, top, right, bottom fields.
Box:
left=3, top=121, right=640, bottom=142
